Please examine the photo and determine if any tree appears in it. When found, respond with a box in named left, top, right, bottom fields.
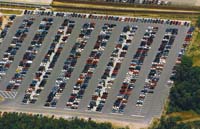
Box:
left=168, top=56, right=200, bottom=114
left=197, top=16, right=200, bottom=28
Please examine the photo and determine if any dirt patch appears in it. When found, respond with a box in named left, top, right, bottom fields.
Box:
left=167, top=0, right=197, bottom=6
left=93, top=118, right=148, bottom=129
left=195, top=0, right=200, bottom=6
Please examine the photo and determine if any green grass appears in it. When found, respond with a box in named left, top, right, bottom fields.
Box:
left=164, top=111, right=200, bottom=124
left=0, top=9, right=22, bottom=15
left=187, top=29, right=200, bottom=66
left=0, top=4, right=35, bottom=10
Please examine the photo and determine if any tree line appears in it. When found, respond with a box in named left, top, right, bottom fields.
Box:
left=0, top=112, right=127, bottom=129
left=167, top=56, right=200, bottom=114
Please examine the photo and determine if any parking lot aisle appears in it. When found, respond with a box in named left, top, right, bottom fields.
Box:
left=35, top=19, right=83, bottom=107
left=101, top=24, right=147, bottom=114
left=143, top=26, right=189, bottom=121
left=139, top=92, right=154, bottom=117
left=0, top=16, right=23, bottom=59
left=124, top=25, right=168, bottom=116
left=55, top=20, right=103, bottom=109
left=34, top=19, right=83, bottom=108
left=13, top=17, right=64, bottom=104
left=0, top=16, right=42, bottom=90
left=0, top=103, right=145, bottom=124
left=77, top=23, right=124, bottom=111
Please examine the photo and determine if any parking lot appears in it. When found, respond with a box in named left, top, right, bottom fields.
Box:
left=0, top=11, right=192, bottom=123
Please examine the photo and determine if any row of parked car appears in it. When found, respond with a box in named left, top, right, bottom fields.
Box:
left=87, top=25, right=138, bottom=112
left=22, top=19, right=75, bottom=104
left=66, top=23, right=116, bottom=109
left=136, top=28, right=178, bottom=107
left=105, top=0, right=170, bottom=6
left=25, top=9, right=190, bottom=27
left=0, top=15, right=16, bottom=44
left=88, top=15, right=189, bottom=27
left=44, top=22, right=95, bottom=107
left=0, top=17, right=34, bottom=82
left=111, top=26, right=158, bottom=113
left=6, top=18, right=53, bottom=91
left=169, top=27, right=194, bottom=89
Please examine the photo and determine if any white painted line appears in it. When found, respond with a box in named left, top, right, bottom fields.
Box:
left=7, top=92, right=13, bottom=98
left=131, top=114, right=145, bottom=117
left=3, top=92, right=9, bottom=98
left=10, top=92, right=16, bottom=98
left=12, top=92, right=17, bottom=99
left=43, top=106, right=56, bottom=109
left=0, top=91, right=18, bottom=99
left=85, top=110, right=102, bottom=114
left=109, top=112, right=124, bottom=115
left=0, top=92, right=5, bottom=98
left=64, top=108, right=76, bottom=111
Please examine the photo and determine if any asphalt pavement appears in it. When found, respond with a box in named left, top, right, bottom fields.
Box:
left=0, top=16, right=42, bottom=90
left=36, top=19, right=84, bottom=107
left=0, top=15, right=190, bottom=124
left=56, top=20, right=104, bottom=109
left=14, top=17, right=64, bottom=106
left=0, top=16, right=23, bottom=59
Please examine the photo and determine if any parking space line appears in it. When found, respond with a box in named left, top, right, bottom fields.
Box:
left=131, top=114, right=145, bottom=118
left=7, top=92, right=13, bottom=98
left=0, top=92, right=5, bottom=98
left=109, top=113, right=124, bottom=116
left=84, top=110, right=103, bottom=114
left=2, top=92, right=10, bottom=98
left=43, top=106, right=56, bottom=109
left=0, top=91, right=17, bottom=99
